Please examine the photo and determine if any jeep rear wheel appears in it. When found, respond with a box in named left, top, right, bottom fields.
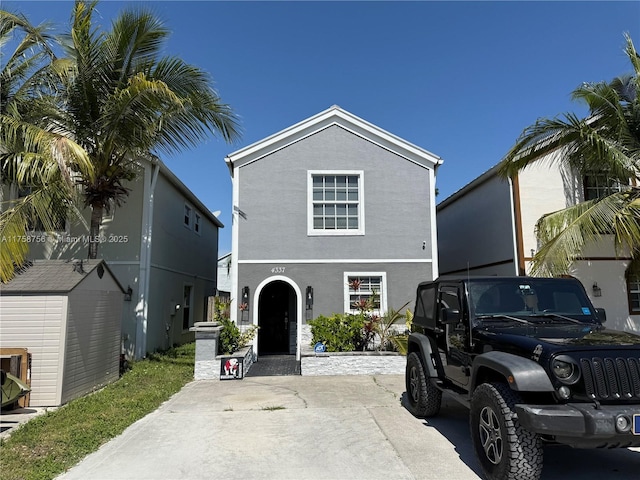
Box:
left=405, top=352, right=442, bottom=418
left=470, top=383, right=543, bottom=480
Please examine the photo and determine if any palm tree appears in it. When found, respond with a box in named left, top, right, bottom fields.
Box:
left=498, top=33, right=640, bottom=276
left=56, top=0, right=240, bottom=259
left=0, top=9, right=90, bottom=282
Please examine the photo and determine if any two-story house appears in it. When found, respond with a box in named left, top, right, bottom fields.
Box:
left=1, top=156, right=222, bottom=358
left=225, top=106, right=442, bottom=361
left=437, top=154, right=639, bottom=333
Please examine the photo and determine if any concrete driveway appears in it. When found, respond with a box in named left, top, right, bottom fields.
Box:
left=56, top=375, right=640, bottom=480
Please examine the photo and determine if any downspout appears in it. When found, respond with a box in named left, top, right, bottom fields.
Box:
left=135, top=157, right=160, bottom=358
left=508, top=176, right=523, bottom=276
left=430, top=161, right=442, bottom=279
left=228, top=156, right=240, bottom=325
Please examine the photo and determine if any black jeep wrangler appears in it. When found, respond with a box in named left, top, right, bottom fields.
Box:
left=405, top=276, right=640, bottom=480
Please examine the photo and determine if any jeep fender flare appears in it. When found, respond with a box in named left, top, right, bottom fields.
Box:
left=471, top=350, right=555, bottom=393
left=407, top=333, right=442, bottom=378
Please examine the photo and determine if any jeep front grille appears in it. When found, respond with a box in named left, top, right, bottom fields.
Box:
left=580, top=357, right=640, bottom=401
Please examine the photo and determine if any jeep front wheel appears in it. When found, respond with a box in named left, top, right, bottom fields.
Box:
left=405, top=352, right=442, bottom=418
left=470, top=383, right=543, bottom=480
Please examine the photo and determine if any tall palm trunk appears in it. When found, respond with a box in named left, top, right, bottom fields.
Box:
left=88, top=204, right=103, bottom=259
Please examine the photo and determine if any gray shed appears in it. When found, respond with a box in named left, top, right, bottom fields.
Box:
left=0, top=259, right=124, bottom=406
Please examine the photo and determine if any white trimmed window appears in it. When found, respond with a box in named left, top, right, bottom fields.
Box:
left=584, top=174, right=626, bottom=201
left=194, top=213, right=201, bottom=235
left=344, top=272, right=387, bottom=315
left=184, top=204, right=192, bottom=228
left=308, top=171, right=364, bottom=235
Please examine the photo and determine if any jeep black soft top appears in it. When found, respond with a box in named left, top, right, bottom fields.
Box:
left=405, top=276, right=640, bottom=480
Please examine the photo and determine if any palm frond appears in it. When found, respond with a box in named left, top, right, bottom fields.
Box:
left=530, top=188, right=640, bottom=276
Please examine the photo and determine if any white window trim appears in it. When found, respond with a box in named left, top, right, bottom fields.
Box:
left=184, top=204, right=192, bottom=229
left=343, top=271, right=387, bottom=314
left=194, top=213, right=202, bottom=235
left=307, top=170, right=365, bottom=236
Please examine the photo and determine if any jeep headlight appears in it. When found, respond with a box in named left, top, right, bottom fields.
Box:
left=551, top=355, right=580, bottom=384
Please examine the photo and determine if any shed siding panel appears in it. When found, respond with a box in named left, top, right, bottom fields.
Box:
left=62, top=290, right=121, bottom=404
left=0, top=296, right=65, bottom=406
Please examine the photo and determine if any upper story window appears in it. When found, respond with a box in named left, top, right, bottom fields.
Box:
left=194, top=213, right=201, bottom=235
left=184, top=204, right=192, bottom=228
left=308, top=171, right=364, bottom=235
left=583, top=173, right=626, bottom=201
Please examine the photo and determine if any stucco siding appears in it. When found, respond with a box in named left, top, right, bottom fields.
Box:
left=237, top=126, right=434, bottom=261
left=0, top=295, right=67, bottom=406
left=438, top=174, right=516, bottom=275
left=237, top=261, right=433, bottom=322
left=150, top=174, right=218, bottom=277
left=517, top=160, right=574, bottom=258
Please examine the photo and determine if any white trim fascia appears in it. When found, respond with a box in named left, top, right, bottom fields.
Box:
left=429, top=167, right=439, bottom=279
left=237, top=258, right=433, bottom=264
left=230, top=165, right=240, bottom=323
left=343, top=271, right=388, bottom=314
left=307, top=169, right=365, bottom=236
left=508, top=177, right=521, bottom=276
left=226, top=106, right=442, bottom=170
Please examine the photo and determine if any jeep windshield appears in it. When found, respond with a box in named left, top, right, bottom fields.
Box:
left=467, top=277, right=599, bottom=326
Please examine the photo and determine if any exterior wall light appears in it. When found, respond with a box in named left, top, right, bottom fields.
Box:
left=306, top=286, right=314, bottom=309
left=592, top=282, right=602, bottom=297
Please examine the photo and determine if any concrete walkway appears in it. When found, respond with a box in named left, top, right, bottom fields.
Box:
left=55, top=375, right=640, bottom=480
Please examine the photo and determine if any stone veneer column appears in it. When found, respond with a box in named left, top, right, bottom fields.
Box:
left=190, top=322, right=222, bottom=380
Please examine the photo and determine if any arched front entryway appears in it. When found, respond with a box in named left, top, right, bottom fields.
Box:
left=257, top=280, right=297, bottom=355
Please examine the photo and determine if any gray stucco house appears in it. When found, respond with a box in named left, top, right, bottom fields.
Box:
left=225, top=106, right=442, bottom=360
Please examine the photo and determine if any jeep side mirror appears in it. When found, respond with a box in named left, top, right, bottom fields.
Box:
left=595, top=307, right=607, bottom=323
left=441, top=307, right=461, bottom=324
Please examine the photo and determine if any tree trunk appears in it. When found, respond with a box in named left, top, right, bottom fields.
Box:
left=88, top=204, right=103, bottom=259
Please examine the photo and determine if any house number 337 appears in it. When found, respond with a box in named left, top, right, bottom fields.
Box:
left=271, top=267, right=286, bottom=273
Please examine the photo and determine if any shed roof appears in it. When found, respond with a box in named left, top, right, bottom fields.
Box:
left=0, top=259, right=124, bottom=295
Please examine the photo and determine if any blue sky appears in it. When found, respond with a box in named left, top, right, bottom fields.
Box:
left=5, top=1, right=640, bottom=254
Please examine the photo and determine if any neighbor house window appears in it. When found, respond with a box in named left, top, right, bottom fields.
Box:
left=182, top=285, right=193, bottom=330
left=194, top=213, right=201, bottom=235
left=184, top=204, right=192, bottom=228
left=584, top=173, right=626, bottom=201
left=627, top=261, right=640, bottom=314
left=17, top=186, right=66, bottom=231
left=308, top=171, right=364, bottom=235
left=344, top=272, right=387, bottom=315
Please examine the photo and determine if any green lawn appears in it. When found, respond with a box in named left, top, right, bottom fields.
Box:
left=0, top=343, right=195, bottom=480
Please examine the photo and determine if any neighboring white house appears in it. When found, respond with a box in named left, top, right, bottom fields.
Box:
left=437, top=153, right=639, bottom=333
left=225, top=106, right=442, bottom=360
left=0, top=259, right=123, bottom=406
left=217, top=252, right=232, bottom=298
left=1, top=157, right=223, bottom=358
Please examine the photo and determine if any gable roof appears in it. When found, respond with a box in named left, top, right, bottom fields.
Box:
left=225, top=105, right=443, bottom=175
left=0, top=259, right=124, bottom=294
